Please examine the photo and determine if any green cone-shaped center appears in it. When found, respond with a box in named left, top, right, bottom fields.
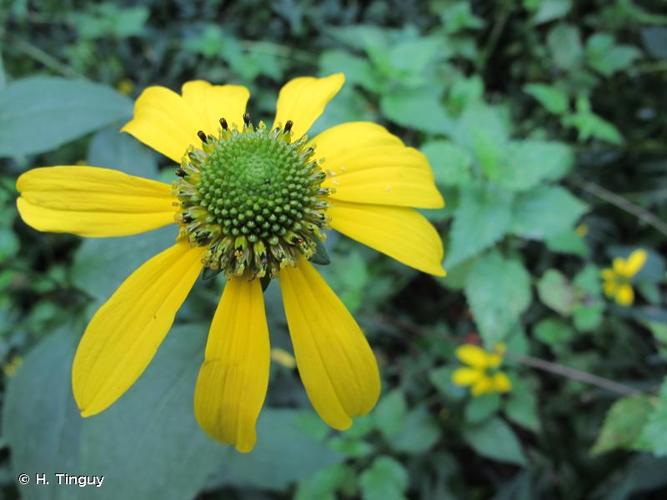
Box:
left=174, top=119, right=330, bottom=279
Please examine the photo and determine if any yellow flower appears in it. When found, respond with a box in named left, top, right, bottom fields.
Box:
left=451, top=344, right=512, bottom=397
left=116, top=78, right=135, bottom=96
left=601, top=249, right=647, bottom=306
left=3, top=355, right=23, bottom=377
left=270, top=348, right=296, bottom=369
left=15, top=74, right=445, bottom=452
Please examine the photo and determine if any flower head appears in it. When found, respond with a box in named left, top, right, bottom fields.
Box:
left=15, top=74, right=445, bottom=452
left=452, top=344, right=511, bottom=397
left=601, top=249, right=647, bottom=306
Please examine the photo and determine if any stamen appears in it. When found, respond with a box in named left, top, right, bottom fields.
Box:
left=284, top=120, right=293, bottom=133
left=243, top=113, right=251, bottom=127
left=197, top=130, right=208, bottom=143
left=219, top=117, right=228, bottom=130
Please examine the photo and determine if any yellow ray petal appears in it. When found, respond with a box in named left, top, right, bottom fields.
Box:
left=279, top=260, right=380, bottom=430
left=456, top=344, right=492, bottom=369
left=621, top=249, right=648, bottom=278
left=272, top=73, right=345, bottom=139
left=492, top=372, right=512, bottom=393
left=194, top=278, right=270, bottom=453
left=311, top=122, right=443, bottom=208
left=72, top=242, right=205, bottom=417
left=16, top=166, right=177, bottom=237
left=452, top=367, right=484, bottom=386
left=615, top=284, right=634, bottom=306
left=327, top=200, right=445, bottom=276
left=122, top=85, right=201, bottom=163
left=181, top=80, right=250, bottom=136
left=471, top=376, right=494, bottom=397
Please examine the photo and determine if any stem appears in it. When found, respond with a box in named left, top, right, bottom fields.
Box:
left=10, top=38, right=80, bottom=78
left=572, top=178, right=667, bottom=238
left=514, top=354, right=641, bottom=396
left=479, top=1, right=512, bottom=70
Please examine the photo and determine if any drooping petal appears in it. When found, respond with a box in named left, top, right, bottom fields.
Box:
left=311, top=122, right=443, bottom=208
left=452, top=367, right=484, bottom=386
left=181, top=81, right=250, bottom=136
left=72, top=242, right=205, bottom=417
left=279, top=260, right=380, bottom=430
left=327, top=200, right=445, bottom=276
left=272, top=73, right=345, bottom=139
left=16, top=166, right=177, bottom=237
left=492, top=372, right=512, bottom=393
left=615, top=284, right=634, bottom=306
left=194, top=278, right=270, bottom=453
left=122, top=86, right=202, bottom=163
left=471, top=376, right=494, bottom=397
left=616, top=249, right=648, bottom=278
left=456, top=344, right=491, bottom=369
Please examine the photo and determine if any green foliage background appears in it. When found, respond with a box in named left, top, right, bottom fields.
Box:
left=1, top=0, right=666, bottom=498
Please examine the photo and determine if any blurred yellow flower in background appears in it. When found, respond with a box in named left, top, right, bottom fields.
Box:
left=601, top=249, right=647, bottom=306
left=452, top=344, right=512, bottom=397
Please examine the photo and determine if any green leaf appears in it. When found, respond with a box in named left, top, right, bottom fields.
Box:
left=465, top=394, right=501, bottom=424
left=510, top=186, right=587, bottom=240
left=421, top=140, right=474, bottom=188
left=523, top=84, right=569, bottom=114
left=391, top=406, right=441, bottom=454
left=0, top=77, right=132, bottom=157
left=446, top=184, right=513, bottom=267
left=531, top=0, right=572, bottom=25
left=360, top=456, right=409, bottom=500
left=430, top=366, right=467, bottom=401
left=320, top=50, right=379, bottom=92
left=585, top=33, right=641, bottom=77
left=380, top=88, right=453, bottom=134
left=497, top=141, right=574, bottom=191
left=546, top=229, right=588, bottom=257
left=453, top=102, right=509, bottom=179
left=295, top=463, right=354, bottom=500
left=537, top=269, right=575, bottom=316
left=71, top=226, right=177, bottom=304
left=534, top=318, right=575, bottom=347
left=0, top=53, right=6, bottom=90
left=464, top=252, right=532, bottom=346
left=504, top=378, right=540, bottom=432
left=638, top=380, right=667, bottom=456
left=374, top=390, right=407, bottom=439
left=87, top=127, right=159, bottom=179
left=563, top=97, right=624, bottom=145
left=463, top=417, right=527, bottom=465
left=547, top=24, right=583, bottom=70
left=592, top=395, right=654, bottom=455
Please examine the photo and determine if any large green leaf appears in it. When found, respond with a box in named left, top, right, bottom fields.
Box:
left=3, top=324, right=340, bottom=498
left=446, top=184, right=513, bottom=267
left=464, top=252, right=532, bottom=346
left=380, top=89, right=453, bottom=134
left=463, top=417, right=527, bottom=466
left=87, top=127, right=159, bottom=179
left=497, top=141, right=574, bottom=192
left=0, top=77, right=132, bottom=157
left=592, top=395, right=654, bottom=455
left=510, top=185, right=587, bottom=240
left=421, top=140, right=474, bottom=188
left=360, top=456, right=408, bottom=500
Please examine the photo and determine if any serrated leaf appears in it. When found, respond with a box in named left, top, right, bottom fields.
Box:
left=637, top=380, right=667, bottom=456
left=504, top=378, right=540, bottom=432
left=511, top=185, right=587, bottom=240
left=0, top=77, right=132, bottom=157
left=446, top=184, right=513, bottom=267
left=534, top=318, right=575, bottom=346
left=592, top=395, right=654, bottom=455
left=586, top=33, right=641, bottom=76
left=497, top=141, right=573, bottom=192
left=546, top=229, right=588, bottom=257
left=380, top=88, right=453, bottom=134
left=547, top=24, right=583, bottom=70
left=523, top=84, right=569, bottom=114
left=465, top=394, right=501, bottom=424
left=391, top=406, right=441, bottom=454
left=360, top=456, right=408, bottom=500
left=463, top=417, right=527, bottom=465
left=464, top=252, right=532, bottom=346
left=421, top=140, right=474, bottom=187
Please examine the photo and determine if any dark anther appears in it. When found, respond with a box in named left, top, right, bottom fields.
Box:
left=219, top=117, right=228, bottom=130
left=175, top=168, right=186, bottom=177
left=243, top=113, right=251, bottom=126
left=284, top=120, right=293, bottom=132
left=197, top=130, right=208, bottom=143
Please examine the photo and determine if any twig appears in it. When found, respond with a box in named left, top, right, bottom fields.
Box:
left=515, top=354, right=641, bottom=396
left=10, top=38, right=80, bottom=79
left=572, top=179, right=667, bottom=238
